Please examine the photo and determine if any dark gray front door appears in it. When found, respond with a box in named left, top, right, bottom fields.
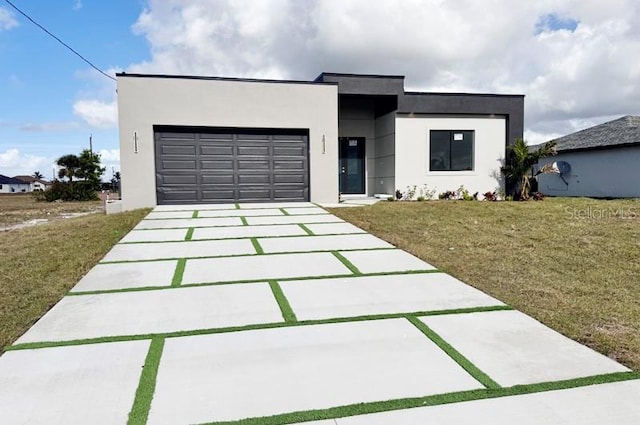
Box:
left=339, top=137, right=365, bottom=194
left=155, top=128, right=309, bottom=204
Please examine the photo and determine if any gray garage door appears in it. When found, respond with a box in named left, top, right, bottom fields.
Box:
left=155, top=128, right=309, bottom=204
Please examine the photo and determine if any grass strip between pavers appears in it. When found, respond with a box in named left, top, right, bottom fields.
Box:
left=192, top=210, right=199, bottom=218
left=331, top=251, right=362, bottom=275
left=171, top=259, right=187, bottom=287
left=250, top=238, right=264, bottom=254
left=134, top=220, right=341, bottom=230
left=117, top=231, right=367, bottom=244
left=279, top=208, right=290, bottom=216
left=195, top=371, right=640, bottom=425
left=234, top=203, right=240, bottom=209
left=99, top=247, right=396, bottom=265
left=298, top=223, right=314, bottom=235
left=406, top=316, right=500, bottom=389
left=185, top=228, right=194, bottom=241
left=268, top=280, right=297, bottom=322
left=127, top=337, right=164, bottom=425
left=6, top=305, right=513, bottom=351
left=67, top=269, right=442, bottom=297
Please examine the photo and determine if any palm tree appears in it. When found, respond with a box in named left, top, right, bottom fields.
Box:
left=56, top=154, right=81, bottom=182
left=501, top=138, right=557, bottom=200
left=33, top=171, right=43, bottom=179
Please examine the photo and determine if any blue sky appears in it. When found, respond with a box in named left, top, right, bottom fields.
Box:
left=1, top=0, right=147, bottom=179
left=2, top=0, right=639, bottom=180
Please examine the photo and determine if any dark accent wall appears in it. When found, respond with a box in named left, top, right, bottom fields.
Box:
left=399, top=93, right=524, bottom=146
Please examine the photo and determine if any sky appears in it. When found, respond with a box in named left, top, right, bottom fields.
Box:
left=1, top=0, right=639, bottom=180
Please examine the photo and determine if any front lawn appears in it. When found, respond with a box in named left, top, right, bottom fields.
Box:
left=328, top=198, right=640, bottom=370
left=0, top=208, right=150, bottom=352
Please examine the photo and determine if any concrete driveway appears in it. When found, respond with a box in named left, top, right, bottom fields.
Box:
left=1, top=202, right=639, bottom=424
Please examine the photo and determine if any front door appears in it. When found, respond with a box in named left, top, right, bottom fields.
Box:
left=339, top=137, right=365, bottom=194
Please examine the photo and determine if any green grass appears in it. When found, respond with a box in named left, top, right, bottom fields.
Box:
left=0, top=207, right=151, bottom=352
left=328, top=198, right=640, bottom=370
left=128, top=337, right=165, bottom=425
left=268, top=280, right=298, bottom=322
left=171, top=259, right=187, bottom=287
left=201, top=371, right=640, bottom=425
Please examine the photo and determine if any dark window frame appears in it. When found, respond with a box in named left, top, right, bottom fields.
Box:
left=429, top=130, right=475, bottom=171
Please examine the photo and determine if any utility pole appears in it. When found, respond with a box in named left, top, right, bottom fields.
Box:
left=89, top=134, right=93, bottom=154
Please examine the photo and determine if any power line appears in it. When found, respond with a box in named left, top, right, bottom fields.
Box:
left=3, top=0, right=116, bottom=82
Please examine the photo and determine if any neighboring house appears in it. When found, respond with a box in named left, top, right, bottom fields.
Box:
left=537, top=116, right=640, bottom=198
left=116, top=72, right=524, bottom=210
left=0, top=175, right=31, bottom=193
left=12, top=175, right=51, bottom=192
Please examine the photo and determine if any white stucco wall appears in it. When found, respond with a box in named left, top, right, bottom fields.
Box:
left=394, top=115, right=506, bottom=197
left=117, top=76, right=339, bottom=211
left=0, top=183, right=30, bottom=193
left=537, top=146, right=640, bottom=198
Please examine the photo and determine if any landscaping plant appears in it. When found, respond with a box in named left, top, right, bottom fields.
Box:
left=501, top=138, right=556, bottom=200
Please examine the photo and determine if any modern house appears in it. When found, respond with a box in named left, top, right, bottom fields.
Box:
left=537, top=115, right=640, bottom=198
left=0, top=175, right=31, bottom=193
left=12, top=175, right=51, bottom=192
left=116, top=72, right=524, bottom=210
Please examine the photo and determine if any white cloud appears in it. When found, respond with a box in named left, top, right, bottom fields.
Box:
left=76, top=0, right=640, bottom=142
left=73, top=99, right=118, bottom=128
left=20, top=121, right=81, bottom=132
left=0, top=149, right=55, bottom=178
left=72, top=0, right=83, bottom=11
left=0, top=7, right=18, bottom=30
left=97, top=148, right=120, bottom=180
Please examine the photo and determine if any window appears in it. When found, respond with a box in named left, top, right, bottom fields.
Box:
left=429, top=130, right=474, bottom=171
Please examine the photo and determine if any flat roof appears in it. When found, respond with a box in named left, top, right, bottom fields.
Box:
left=115, top=73, right=337, bottom=86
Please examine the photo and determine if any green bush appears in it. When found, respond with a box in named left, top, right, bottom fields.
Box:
left=40, top=181, right=99, bottom=202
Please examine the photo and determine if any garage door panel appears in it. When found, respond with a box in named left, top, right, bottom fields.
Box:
left=161, top=145, right=197, bottom=155
left=162, top=160, right=197, bottom=170
left=238, top=174, right=270, bottom=185
left=201, top=174, right=234, bottom=184
left=274, top=174, right=305, bottom=184
left=238, top=146, right=270, bottom=156
left=238, top=189, right=272, bottom=200
left=202, top=189, right=236, bottom=201
left=273, top=146, right=305, bottom=156
left=161, top=189, right=200, bottom=202
left=155, top=129, right=308, bottom=204
left=201, top=160, right=234, bottom=170
left=160, top=174, right=198, bottom=185
left=238, top=160, right=270, bottom=170
left=200, top=145, right=233, bottom=156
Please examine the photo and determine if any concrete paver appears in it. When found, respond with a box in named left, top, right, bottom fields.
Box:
left=333, top=380, right=640, bottom=425
left=198, top=208, right=284, bottom=218
left=420, top=310, right=629, bottom=386
left=191, top=224, right=307, bottom=240
left=280, top=273, right=504, bottom=320
left=246, top=214, right=343, bottom=225
left=134, top=217, right=243, bottom=229
left=340, top=249, right=436, bottom=273
left=119, top=228, right=188, bottom=243
left=70, top=260, right=178, bottom=292
left=16, top=283, right=283, bottom=343
left=4, top=201, right=638, bottom=425
left=101, top=238, right=256, bottom=262
left=146, top=319, right=483, bottom=424
left=0, top=340, right=149, bottom=425
left=259, top=234, right=393, bottom=253
left=153, top=204, right=236, bottom=212
left=237, top=202, right=316, bottom=209
left=145, top=211, right=194, bottom=220
left=283, top=207, right=329, bottom=215
left=305, top=222, right=366, bottom=235
left=183, top=252, right=352, bottom=284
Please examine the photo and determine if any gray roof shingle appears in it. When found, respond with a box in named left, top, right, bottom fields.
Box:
left=548, top=115, right=640, bottom=152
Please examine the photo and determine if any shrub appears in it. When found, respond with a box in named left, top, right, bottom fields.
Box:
left=41, top=181, right=99, bottom=202
left=395, top=190, right=403, bottom=200
left=483, top=191, right=498, bottom=201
